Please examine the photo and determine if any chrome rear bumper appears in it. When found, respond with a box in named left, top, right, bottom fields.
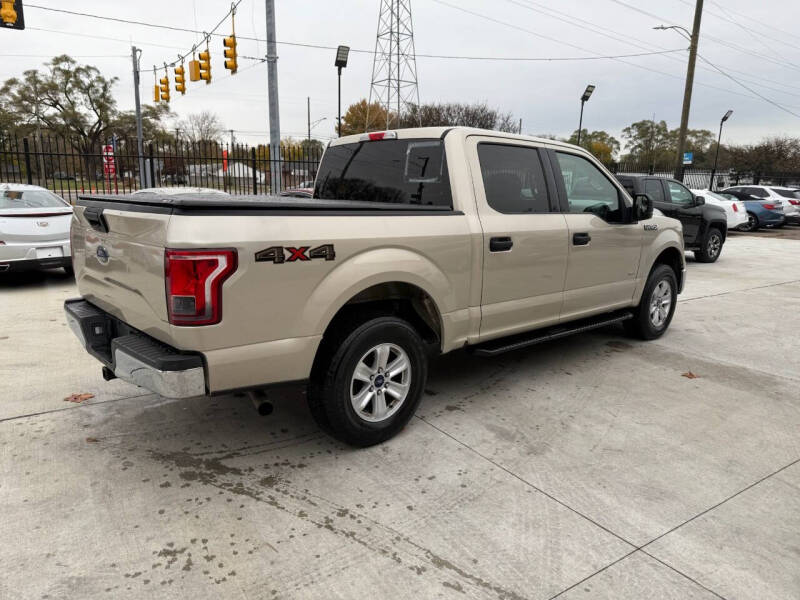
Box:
left=64, top=298, right=206, bottom=399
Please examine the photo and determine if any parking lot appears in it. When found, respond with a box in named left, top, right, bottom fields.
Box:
left=1, top=232, right=798, bottom=599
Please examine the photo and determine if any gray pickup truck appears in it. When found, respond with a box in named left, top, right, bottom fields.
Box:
left=65, top=127, right=685, bottom=446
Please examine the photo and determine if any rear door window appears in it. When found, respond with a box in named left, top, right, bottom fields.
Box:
left=314, top=139, right=452, bottom=207
left=477, top=143, right=552, bottom=214
left=645, top=179, right=666, bottom=202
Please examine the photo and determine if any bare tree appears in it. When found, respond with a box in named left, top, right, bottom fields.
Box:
left=179, top=110, right=224, bottom=144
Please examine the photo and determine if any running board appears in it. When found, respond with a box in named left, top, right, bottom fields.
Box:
left=471, top=311, right=634, bottom=357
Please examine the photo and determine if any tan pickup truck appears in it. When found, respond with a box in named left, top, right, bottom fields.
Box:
left=65, top=127, right=685, bottom=446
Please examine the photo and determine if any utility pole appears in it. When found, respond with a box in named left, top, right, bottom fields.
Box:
left=265, top=0, right=281, bottom=194
left=518, top=118, right=522, bottom=135
left=672, top=0, right=703, bottom=181
left=131, top=46, right=146, bottom=187
left=307, top=96, right=311, bottom=142
left=31, top=72, right=46, bottom=183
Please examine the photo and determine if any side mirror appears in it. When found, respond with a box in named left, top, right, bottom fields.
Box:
left=633, top=193, right=654, bottom=221
left=694, top=195, right=705, bottom=206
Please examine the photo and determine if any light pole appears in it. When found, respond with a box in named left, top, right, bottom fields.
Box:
left=655, top=0, right=704, bottom=181
left=335, top=46, right=350, bottom=138
left=577, top=84, right=595, bottom=147
left=709, top=109, right=732, bottom=191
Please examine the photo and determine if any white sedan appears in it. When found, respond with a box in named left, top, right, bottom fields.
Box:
left=0, top=183, right=73, bottom=274
left=692, top=189, right=748, bottom=230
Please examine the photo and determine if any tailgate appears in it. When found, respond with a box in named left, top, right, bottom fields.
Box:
left=72, top=200, right=172, bottom=340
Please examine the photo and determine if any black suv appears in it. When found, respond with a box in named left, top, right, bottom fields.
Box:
left=616, top=175, right=728, bottom=263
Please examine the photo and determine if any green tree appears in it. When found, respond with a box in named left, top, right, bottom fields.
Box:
left=1, top=55, right=119, bottom=156
left=340, top=99, right=392, bottom=135
left=567, top=129, right=620, bottom=162
left=621, top=119, right=672, bottom=165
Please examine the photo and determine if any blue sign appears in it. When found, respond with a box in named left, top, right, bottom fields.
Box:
left=683, top=152, right=693, bottom=165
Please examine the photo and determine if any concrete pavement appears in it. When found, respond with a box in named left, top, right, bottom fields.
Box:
left=1, top=234, right=798, bottom=599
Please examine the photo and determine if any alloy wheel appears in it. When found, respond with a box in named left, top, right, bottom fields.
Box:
left=350, top=343, right=411, bottom=423
left=648, top=280, right=672, bottom=329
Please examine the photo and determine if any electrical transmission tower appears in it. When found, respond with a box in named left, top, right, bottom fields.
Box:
left=367, top=0, right=421, bottom=130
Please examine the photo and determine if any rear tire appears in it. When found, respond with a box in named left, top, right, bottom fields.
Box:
left=307, top=316, right=428, bottom=447
left=63, top=265, right=74, bottom=277
left=624, top=264, right=677, bottom=340
left=739, top=213, right=758, bottom=232
left=694, top=227, right=723, bottom=263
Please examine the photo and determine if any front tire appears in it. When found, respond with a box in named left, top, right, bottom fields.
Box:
left=308, top=316, right=428, bottom=447
left=694, top=227, right=723, bottom=263
left=624, top=264, right=677, bottom=340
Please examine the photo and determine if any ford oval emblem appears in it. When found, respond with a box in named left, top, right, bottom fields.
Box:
left=96, top=245, right=110, bottom=264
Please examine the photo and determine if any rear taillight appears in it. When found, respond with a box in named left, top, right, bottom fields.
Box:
left=165, top=249, right=237, bottom=326
left=789, top=199, right=800, bottom=205
left=732, top=203, right=738, bottom=212
left=762, top=203, right=776, bottom=210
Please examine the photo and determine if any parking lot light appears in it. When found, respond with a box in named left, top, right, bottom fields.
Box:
left=577, top=84, right=595, bottom=146
left=710, top=109, right=733, bottom=191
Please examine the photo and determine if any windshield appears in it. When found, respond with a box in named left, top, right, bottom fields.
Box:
left=771, top=188, right=800, bottom=199
left=0, top=189, right=69, bottom=209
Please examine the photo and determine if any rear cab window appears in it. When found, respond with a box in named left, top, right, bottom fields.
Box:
left=314, top=138, right=452, bottom=207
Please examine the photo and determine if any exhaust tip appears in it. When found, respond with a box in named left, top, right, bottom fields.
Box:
left=248, top=390, right=274, bottom=416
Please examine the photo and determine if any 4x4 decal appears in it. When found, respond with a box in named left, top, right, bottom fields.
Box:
left=255, top=244, right=336, bottom=264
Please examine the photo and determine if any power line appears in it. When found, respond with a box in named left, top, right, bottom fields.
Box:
left=506, top=0, right=800, bottom=96
left=28, top=2, right=243, bottom=73
left=606, top=0, right=800, bottom=75
left=431, top=0, right=778, bottom=104
left=696, top=54, right=800, bottom=119
left=23, top=4, right=687, bottom=64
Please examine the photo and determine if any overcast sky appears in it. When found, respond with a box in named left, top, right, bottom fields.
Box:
left=6, top=0, right=800, bottom=147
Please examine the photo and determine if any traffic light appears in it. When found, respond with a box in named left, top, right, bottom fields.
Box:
left=198, top=50, right=211, bottom=83
left=1, top=0, right=24, bottom=30
left=153, top=84, right=160, bottom=103
left=159, top=76, right=170, bottom=103
left=174, top=65, right=186, bottom=95
left=223, top=35, right=237, bottom=73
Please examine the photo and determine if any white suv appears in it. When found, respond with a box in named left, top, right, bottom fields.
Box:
left=723, top=185, right=800, bottom=225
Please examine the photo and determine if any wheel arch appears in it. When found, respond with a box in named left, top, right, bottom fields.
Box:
left=302, top=248, right=452, bottom=352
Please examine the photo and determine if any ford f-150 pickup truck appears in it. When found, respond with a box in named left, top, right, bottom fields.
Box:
left=65, top=127, right=685, bottom=446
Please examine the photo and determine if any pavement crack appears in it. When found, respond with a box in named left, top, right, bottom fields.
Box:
left=0, top=392, right=152, bottom=425
left=679, top=278, right=800, bottom=304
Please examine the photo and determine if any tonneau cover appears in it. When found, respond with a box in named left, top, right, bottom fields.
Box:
left=77, top=193, right=454, bottom=213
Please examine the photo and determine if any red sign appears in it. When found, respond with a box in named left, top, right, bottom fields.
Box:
left=103, top=163, right=116, bottom=175
left=222, top=149, right=228, bottom=173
